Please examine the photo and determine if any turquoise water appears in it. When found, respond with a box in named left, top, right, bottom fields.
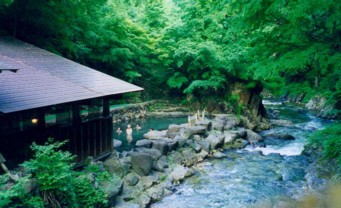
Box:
left=113, top=116, right=187, bottom=151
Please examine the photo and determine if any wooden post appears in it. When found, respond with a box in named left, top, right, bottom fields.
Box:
left=37, top=108, right=46, bottom=129
left=103, top=98, right=110, bottom=117
left=72, top=103, right=81, bottom=124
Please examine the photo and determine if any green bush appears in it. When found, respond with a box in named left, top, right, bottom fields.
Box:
left=308, top=123, right=341, bottom=171
left=0, top=175, right=44, bottom=208
left=0, top=138, right=109, bottom=208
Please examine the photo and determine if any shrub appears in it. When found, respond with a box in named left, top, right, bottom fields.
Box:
left=308, top=123, right=341, bottom=171
left=20, top=138, right=107, bottom=208
left=0, top=175, right=44, bottom=208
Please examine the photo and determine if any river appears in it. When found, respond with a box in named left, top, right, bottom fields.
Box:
left=151, top=101, right=331, bottom=208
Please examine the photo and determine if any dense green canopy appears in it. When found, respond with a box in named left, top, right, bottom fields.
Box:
left=0, top=0, right=340, bottom=110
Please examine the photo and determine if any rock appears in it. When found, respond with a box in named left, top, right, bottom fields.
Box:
left=192, top=135, right=202, bottom=140
left=224, top=132, right=237, bottom=144
left=195, top=120, right=212, bottom=131
left=136, top=147, right=162, bottom=160
left=189, top=125, right=207, bottom=135
left=103, top=157, right=126, bottom=177
left=197, top=140, right=211, bottom=153
left=167, top=151, right=184, bottom=165
left=181, top=148, right=198, bottom=167
left=205, top=134, right=224, bottom=149
left=130, top=152, right=154, bottom=176
left=114, top=139, right=122, bottom=148
left=174, top=135, right=187, bottom=147
left=224, top=122, right=235, bottom=130
left=170, top=165, right=192, bottom=182
left=166, top=124, right=182, bottom=138
left=137, top=192, right=151, bottom=208
left=306, top=96, right=326, bottom=110
left=152, top=140, right=169, bottom=155
left=153, top=156, right=169, bottom=172
left=232, top=138, right=249, bottom=149
left=125, top=172, right=139, bottom=186
left=146, top=185, right=165, bottom=202
left=212, top=151, right=226, bottom=159
left=235, top=128, right=247, bottom=138
left=192, top=142, right=202, bottom=153
left=143, top=130, right=167, bottom=140
left=101, top=178, right=123, bottom=206
left=179, top=127, right=191, bottom=140
left=264, top=133, right=295, bottom=140
left=135, top=139, right=152, bottom=148
left=165, top=139, right=179, bottom=151
left=212, top=122, right=225, bottom=131
left=136, top=175, right=158, bottom=190
left=197, top=150, right=209, bottom=162
left=246, top=129, right=263, bottom=142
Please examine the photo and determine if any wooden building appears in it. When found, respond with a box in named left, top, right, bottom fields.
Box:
left=0, top=37, right=143, bottom=165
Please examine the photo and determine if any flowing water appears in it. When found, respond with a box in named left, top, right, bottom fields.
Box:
left=151, top=102, right=332, bottom=208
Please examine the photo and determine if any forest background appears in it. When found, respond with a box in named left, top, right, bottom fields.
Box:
left=0, top=0, right=340, bottom=112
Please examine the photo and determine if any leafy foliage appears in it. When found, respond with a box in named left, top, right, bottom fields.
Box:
left=308, top=123, right=341, bottom=171
left=0, top=0, right=339, bottom=108
left=0, top=175, right=44, bottom=208
left=16, top=139, right=108, bottom=208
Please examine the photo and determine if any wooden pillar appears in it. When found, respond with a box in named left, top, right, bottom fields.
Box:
left=72, top=103, right=81, bottom=124
left=103, top=98, right=110, bottom=117
left=37, top=108, right=46, bottom=129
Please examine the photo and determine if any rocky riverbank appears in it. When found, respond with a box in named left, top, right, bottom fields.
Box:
left=99, top=113, right=268, bottom=207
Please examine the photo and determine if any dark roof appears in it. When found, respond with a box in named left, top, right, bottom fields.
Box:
left=0, top=37, right=143, bottom=114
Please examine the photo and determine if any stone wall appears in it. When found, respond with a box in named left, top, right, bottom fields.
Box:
left=111, top=101, right=155, bottom=123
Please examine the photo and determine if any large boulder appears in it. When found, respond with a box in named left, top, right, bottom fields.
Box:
left=152, top=140, right=169, bottom=155
left=136, top=147, right=162, bottom=160
left=130, top=152, right=154, bottom=176
left=146, top=185, right=165, bottom=202
left=306, top=96, right=326, bottom=110
left=192, top=142, right=202, bottom=153
left=143, top=130, right=167, bottom=140
left=181, top=148, right=198, bottom=167
left=101, top=178, right=123, bottom=206
left=195, top=120, right=212, bottom=131
left=197, top=140, right=211, bottom=153
left=153, top=156, right=169, bottom=172
left=124, top=172, right=140, bottom=186
left=174, top=135, right=187, bottom=147
left=197, top=149, right=209, bottom=162
left=246, top=130, right=263, bottom=143
left=212, top=122, right=225, bottom=131
left=189, top=125, right=207, bottom=135
left=166, top=124, right=182, bottom=138
left=169, top=165, right=193, bottom=182
left=103, top=157, right=126, bottom=177
left=164, top=139, right=179, bottom=151
left=135, top=139, right=153, bottom=148
left=205, top=134, right=224, bottom=149
left=224, top=132, right=238, bottom=144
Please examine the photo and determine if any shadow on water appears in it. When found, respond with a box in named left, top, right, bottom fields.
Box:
left=113, top=116, right=187, bottom=151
